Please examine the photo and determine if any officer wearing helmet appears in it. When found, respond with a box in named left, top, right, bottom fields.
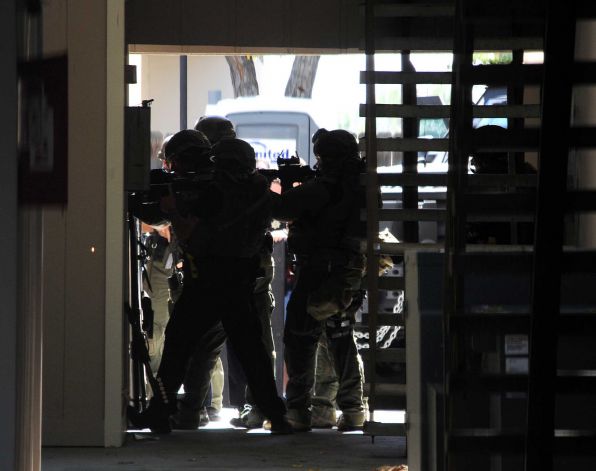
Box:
left=129, top=132, right=291, bottom=434
left=171, top=116, right=279, bottom=431
left=194, top=115, right=236, bottom=142
left=271, top=128, right=367, bottom=432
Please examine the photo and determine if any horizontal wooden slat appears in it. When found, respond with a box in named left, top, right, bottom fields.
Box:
left=377, top=208, right=446, bottom=221
left=470, top=128, right=540, bottom=152
left=378, top=241, right=444, bottom=255
left=460, top=63, right=543, bottom=86
left=360, top=103, right=539, bottom=119
left=467, top=174, right=537, bottom=187
left=360, top=71, right=452, bottom=85
left=464, top=192, right=536, bottom=214
left=473, top=104, right=540, bottom=119
left=381, top=191, right=447, bottom=201
left=360, top=103, right=450, bottom=119
left=376, top=137, right=450, bottom=152
left=378, top=172, right=448, bottom=187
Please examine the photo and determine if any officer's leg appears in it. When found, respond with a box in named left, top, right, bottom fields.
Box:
left=283, top=264, right=325, bottom=430
left=328, top=320, right=366, bottom=431
left=215, top=258, right=287, bottom=426
left=226, top=342, right=248, bottom=410
left=128, top=281, right=219, bottom=433
left=311, top=330, right=339, bottom=428
left=170, top=322, right=227, bottom=429
left=209, top=356, right=225, bottom=417
left=143, top=253, right=172, bottom=376
left=235, top=254, right=276, bottom=427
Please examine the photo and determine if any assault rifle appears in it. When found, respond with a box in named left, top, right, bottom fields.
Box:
left=259, top=155, right=317, bottom=193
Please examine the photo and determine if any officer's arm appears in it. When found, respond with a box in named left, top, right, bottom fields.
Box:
left=270, top=181, right=329, bottom=222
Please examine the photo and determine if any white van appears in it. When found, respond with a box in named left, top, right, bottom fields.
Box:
left=205, top=96, right=321, bottom=168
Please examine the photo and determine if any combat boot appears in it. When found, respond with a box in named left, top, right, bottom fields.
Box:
left=311, top=405, right=337, bottom=429
left=230, top=404, right=265, bottom=429
left=127, top=398, right=172, bottom=434
left=170, top=406, right=209, bottom=430
left=285, top=408, right=312, bottom=432
left=336, top=410, right=365, bottom=432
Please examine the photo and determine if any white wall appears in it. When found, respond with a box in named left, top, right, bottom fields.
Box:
left=41, top=0, right=125, bottom=446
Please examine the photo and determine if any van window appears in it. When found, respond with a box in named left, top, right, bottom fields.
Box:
left=235, top=124, right=299, bottom=169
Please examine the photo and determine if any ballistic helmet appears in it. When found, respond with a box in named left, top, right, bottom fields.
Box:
left=312, top=128, right=359, bottom=161
left=312, top=128, right=360, bottom=174
left=163, top=129, right=212, bottom=174
left=194, top=116, right=236, bottom=145
left=212, top=138, right=256, bottom=177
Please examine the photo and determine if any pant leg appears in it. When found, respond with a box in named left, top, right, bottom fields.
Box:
left=226, top=342, right=248, bottom=409
left=283, top=263, right=325, bottom=412
left=156, top=280, right=220, bottom=402
left=209, top=356, right=224, bottom=411
left=329, top=325, right=365, bottom=416
left=245, top=252, right=276, bottom=406
left=208, top=257, right=286, bottom=421
left=177, top=322, right=227, bottom=415
left=312, top=330, right=339, bottom=413
left=144, top=254, right=172, bottom=375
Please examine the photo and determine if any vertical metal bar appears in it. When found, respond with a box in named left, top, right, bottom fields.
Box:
left=525, top=2, right=576, bottom=470
left=401, top=52, right=419, bottom=243
left=364, top=0, right=380, bottom=422
left=180, top=55, right=187, bottom=130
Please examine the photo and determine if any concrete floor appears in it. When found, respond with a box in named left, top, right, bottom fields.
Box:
left=42, top=409, right=407, bottom=471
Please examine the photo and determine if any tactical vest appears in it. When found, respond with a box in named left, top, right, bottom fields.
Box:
left=287, top=172, right=365, bottom=260
left=188, top=173, right=270, bottom=258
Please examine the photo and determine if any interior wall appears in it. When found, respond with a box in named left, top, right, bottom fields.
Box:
left=41, top=0, right=125, bottom=446
left=126, top=0, right=362, bottom=53
left=0, top=1, right=18, bottom=469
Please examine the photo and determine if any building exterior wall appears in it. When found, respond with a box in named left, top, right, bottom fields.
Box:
left=135, top=55, right=234, bottom=136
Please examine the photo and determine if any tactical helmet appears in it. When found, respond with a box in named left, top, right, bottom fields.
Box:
left=312, top=128, right=359, bottom=161
left=194, top=116, right=236, bottom=145
left=212, top=138, right=256, bottom=177
left=163, top=129, right=212, bottom=174
left=312, top=128, right=360, bottom=174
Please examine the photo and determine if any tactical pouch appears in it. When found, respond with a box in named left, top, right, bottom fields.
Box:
left=307, top=253, right=365, bottom=321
